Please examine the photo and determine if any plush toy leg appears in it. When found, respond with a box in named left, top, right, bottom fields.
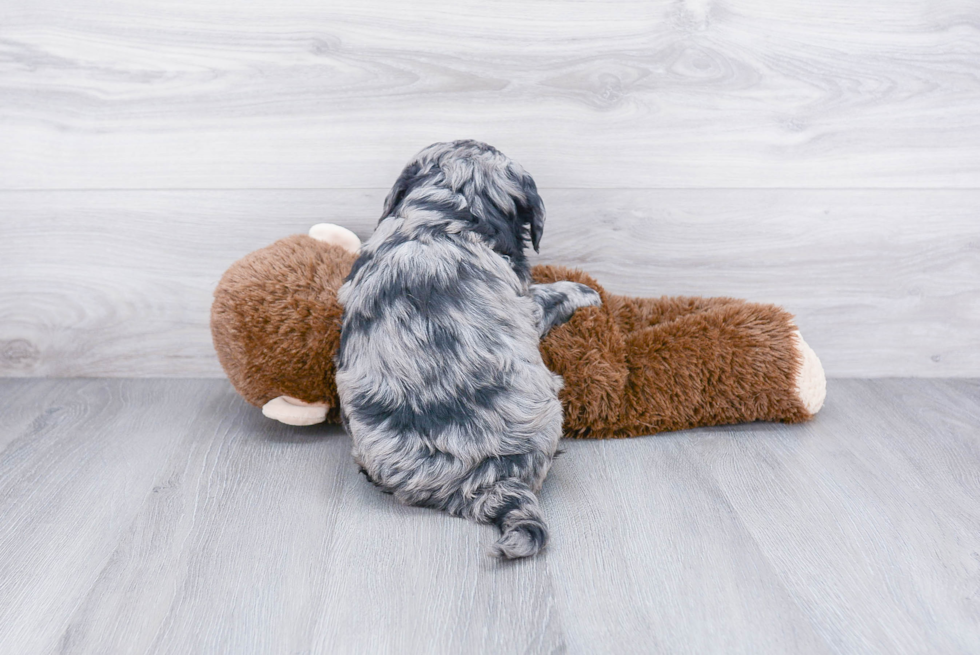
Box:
left=262, top=396, right=330, bottom=426
left=308, top=223, right=361, bottom=252
left=530, top=265, right=828, bottom=438
left=562, top=294, right=825, bottom=438
left=615, top=295, right=825, bottom=434
left=793, top=330, right=826, bottom=414
left=610, top=293, right=827, bottom=415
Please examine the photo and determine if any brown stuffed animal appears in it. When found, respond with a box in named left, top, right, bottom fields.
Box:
left=211, top=224, right=825, bottom=437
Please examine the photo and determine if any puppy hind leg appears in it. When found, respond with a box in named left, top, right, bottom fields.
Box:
left=468, top=478, right=549, bottom=559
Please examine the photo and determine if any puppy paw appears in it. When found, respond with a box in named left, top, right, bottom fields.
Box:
left=792, top=331, right=826, bottom=415
left=532, top=281, right=602, bottom=337
left=565, top=282, right=602, bottom=311
left=308, top=223, right=361, bottom=253
left=261, top=395, right=329, bottom=426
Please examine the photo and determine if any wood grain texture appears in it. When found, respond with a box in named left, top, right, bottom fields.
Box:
left=0, top=379, right=230, bottom=654
left=0, top=378, right=978, bottom=654
left=1, top=0, right=978, bottom=189
left=542, top=436, right=834, bottom=654
left=0, top=379, right=564, bottom=655
left=686, top=378, right=980, bottom=654
left=2, top=189, right=977, bottom=378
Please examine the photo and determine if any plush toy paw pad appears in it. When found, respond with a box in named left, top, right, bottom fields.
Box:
left=262, top=396, right=329, bottom=426
left=793, top=331, right=826, bottom=415
left=308, top=223, right=361, bottom=252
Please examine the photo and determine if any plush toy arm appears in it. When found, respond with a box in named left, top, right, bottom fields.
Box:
left=530, top=281, right=602, bottom=337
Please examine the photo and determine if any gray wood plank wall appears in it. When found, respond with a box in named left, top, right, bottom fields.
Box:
left=1, top=1, right=978, bottom=377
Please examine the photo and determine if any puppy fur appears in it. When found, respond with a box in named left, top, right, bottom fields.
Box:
left=335, top=141, right=599, bottom=559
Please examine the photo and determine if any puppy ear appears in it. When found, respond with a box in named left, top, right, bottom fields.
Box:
left=381, top=162, right=421, bottom=220
left=516, top=172, right=546, bottom=252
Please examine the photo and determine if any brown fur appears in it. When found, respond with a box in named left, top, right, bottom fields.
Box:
left=211, top=235, right=357, bottom=423
left=532, top=266, right=811, bottom=438
left=212, top=236, right=812, bottom=438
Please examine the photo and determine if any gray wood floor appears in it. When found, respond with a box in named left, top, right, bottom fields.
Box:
left=1, top=378, right=978, bottom=654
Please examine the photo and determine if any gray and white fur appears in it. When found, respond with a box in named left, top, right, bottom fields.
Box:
left=335, top=140, right=600, bottom=559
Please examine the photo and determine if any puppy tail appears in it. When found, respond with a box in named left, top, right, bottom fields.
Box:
left=478, top=480, right=548, bottom=560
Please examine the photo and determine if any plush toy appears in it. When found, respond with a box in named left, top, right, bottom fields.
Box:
left=211, top=224, right=825, bottom=438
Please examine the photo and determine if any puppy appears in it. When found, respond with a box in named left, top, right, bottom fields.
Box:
left=335, top=140, right=600, bottom=558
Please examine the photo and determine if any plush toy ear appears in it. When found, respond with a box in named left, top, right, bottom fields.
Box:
left=515, top=171, right=546, bottom=252
left=381, top=162, right=421, bottom=220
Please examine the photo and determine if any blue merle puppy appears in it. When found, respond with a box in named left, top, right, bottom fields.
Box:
left=335, top=140, right=600, bottom=559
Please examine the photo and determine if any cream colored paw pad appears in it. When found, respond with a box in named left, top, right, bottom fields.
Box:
left=262, top=396, right=329, bottom=426
left=793, top=331, right=826, bottom=415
